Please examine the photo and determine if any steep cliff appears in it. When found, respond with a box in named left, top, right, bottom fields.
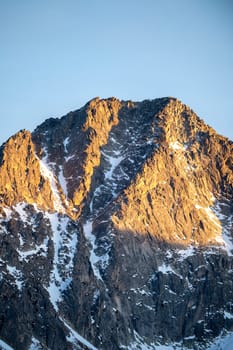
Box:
left=0, top=97, right=232, bottom=350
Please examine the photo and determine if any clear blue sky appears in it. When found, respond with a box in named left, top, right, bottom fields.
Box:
left=0, top=0, right=232, bottom=145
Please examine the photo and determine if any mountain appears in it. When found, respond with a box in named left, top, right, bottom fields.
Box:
left=0, top=97, right=232, bottom=350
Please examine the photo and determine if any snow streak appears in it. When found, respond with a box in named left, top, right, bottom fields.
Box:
left=46, top=213, right=77, bottom=311
left=62, top=318, right=98, bottom=350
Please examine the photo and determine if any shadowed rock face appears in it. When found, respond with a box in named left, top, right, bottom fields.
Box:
left=0, top=97, right=232, bottom=350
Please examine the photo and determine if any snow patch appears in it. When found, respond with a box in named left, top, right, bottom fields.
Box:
left=130, top=288, right=151, bottom=296
left=158, top=263, right=174, bottom=274
left=38, top=156, right=65, bottom=213
left=195, top=199, right=233, bottom=255
left=102, top=150, right=124, bottom=181
left=169, top=141, right=183, bottom=151
left=177, top=246, right=195, bottom=260
left=6, top=265, right=23, bottom=291
left=120, top=331, right=183, bottom=350
left=2, top=207, right=12, bottom=220
left=195, top=204, right=221, bottom=229
left=46, top=213, right=78, bottom=311
left=63, top=137, right=70, bottom=153
left=17, top=238, right=49, bottom=262
left=0, top=339, right=15, bottom=350
left=28, top=337, right=43, bottom=350
left=89, top=187, right=100, bottom=213
left=184, top=335, right=196, bottom=340
left=58, top=165, right=68, bottom=197
left=13, top=203, right=28, bottom=221
left=207, top=332, right=233, bottom=350
left=224, top=311, right=233, bottom=319
left=62, top=318, right=98, bottom=350
left=157, top=263, right=183, bottom=280
left=83, top=174, right=113, bottom=280
left=65, top=154, right=75, bottom=162
left=92, top=289, right=100, bottom=304
left=83, top=220, right=109, bottom=281
left=212, top=201, right=233, bottom=256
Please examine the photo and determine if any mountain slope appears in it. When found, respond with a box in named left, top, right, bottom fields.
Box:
left=0, top=97, right=232, bottom=350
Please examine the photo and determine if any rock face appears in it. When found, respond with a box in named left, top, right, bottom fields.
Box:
left=0, top=97, right=232, bottom=350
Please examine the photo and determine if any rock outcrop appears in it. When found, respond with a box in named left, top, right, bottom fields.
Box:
left=0, top=97, right=232, bottom=350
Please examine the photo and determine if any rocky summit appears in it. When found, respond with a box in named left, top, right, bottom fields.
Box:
left=0, top=97, right=232, bottom=350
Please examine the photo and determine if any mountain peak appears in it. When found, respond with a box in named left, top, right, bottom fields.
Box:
left=0, top=97, right=232, bottom=350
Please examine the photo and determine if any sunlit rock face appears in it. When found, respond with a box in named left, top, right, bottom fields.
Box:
left=0, top=97, right=232, bottom=350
